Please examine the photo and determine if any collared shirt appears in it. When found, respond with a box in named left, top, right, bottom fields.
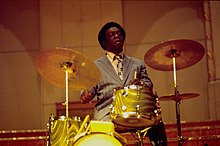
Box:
left=106, top=52, right=124, bottom=80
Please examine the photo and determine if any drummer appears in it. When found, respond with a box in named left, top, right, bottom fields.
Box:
left=80, top=22, right=167, bottom=146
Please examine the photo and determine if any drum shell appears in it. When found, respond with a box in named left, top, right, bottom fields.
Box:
left=48, top=116, right=82, bottom=146
left=110, top=85, right=159, bottom=127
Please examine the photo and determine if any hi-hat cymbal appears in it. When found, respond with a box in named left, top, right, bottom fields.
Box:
left=144, top=39, right=205, bottom=71
left=35, top=48, right=100, bottom=90
left=159, top=93, right=199, bottom=101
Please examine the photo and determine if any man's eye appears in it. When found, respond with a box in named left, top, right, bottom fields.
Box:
left=108, top=33, right=114, bottom=37
left=116, top=32, right=121, bottom=36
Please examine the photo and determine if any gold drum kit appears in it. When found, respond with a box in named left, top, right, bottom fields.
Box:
left=110, top=85, right=160, bottom=128
left=35, top=39, right=205, bottom=146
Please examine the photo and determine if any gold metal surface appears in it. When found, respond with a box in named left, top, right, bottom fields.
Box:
left=144, top=39, right=205, bottom=71
left=159, top=93, right=199, bottom=101
left=73, top=120, right=124, bottom=146
left=35, top=48, right=100, bottom=90
left=74, top=133, right=122, bottom=146
left=111, top=85, right=158, bottom=128
left=49, top=116, right=82, bottom=146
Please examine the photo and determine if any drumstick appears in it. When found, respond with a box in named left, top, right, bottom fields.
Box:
left=134, top=67, right=141, bottom=80
left=134, top=71, right=137, bottom=79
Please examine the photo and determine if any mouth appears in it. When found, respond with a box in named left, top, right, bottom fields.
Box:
left=114, top=39, right=122, bottom=45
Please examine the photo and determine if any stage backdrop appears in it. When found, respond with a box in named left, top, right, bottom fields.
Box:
left=0, top=0, right=219, bottom=130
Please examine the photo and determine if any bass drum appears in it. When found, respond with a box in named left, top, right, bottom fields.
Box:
left=73, top=133, right=122, bottom=146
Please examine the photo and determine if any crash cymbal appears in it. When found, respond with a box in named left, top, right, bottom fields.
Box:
left=35, top=48, right=100, bottom=90
left=159, top=93, right=199, bottom=101
left=144, top=39, right=205, bottom=71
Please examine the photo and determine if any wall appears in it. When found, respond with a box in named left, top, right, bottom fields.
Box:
left=0, top=0, right=41, bottom=130
left=0, top=0, right=219, bottom=130
left=122, top=0, right=208, bottom=123
left=39, top=0, right=123, bottom=129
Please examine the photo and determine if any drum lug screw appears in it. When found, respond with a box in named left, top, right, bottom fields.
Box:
left=122, top=105, right=127, bottom=111
left=136, top=105, right=140, bottom=115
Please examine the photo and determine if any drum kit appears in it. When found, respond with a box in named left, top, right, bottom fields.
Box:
left=35, top=39, right=205, bottom=146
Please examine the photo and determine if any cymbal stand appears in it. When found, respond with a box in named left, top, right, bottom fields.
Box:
left=130, top=130, right=144, bottom=146
left=136, top=130, right=144, bottom=146
left=65, top=70, right=70, bottom=145
left=169, top=49, right=183, bottom=146
left=61, top=62, right=71, bottom=145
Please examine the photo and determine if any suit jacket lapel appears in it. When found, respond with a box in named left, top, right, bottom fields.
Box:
left=97, top=56, right=123, bottom=85
left=122, top=56, right=134, bottom=85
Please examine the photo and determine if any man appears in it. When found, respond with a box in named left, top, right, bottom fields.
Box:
left=80, top=22, right=167, bottom=146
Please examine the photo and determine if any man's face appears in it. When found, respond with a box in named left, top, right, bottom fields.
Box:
left=103, top=27, right=124, bottom=55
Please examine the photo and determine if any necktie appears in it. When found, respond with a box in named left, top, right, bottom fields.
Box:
left=115, top=55, right=123, bottom=80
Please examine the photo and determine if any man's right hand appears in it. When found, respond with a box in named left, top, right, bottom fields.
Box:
left=80, top=90, right=94, bottom=103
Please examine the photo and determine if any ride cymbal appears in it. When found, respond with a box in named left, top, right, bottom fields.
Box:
left=144, top=39, right=205, bottom=71
left=35, top=48, right=100, bottom=90
left=159, top=93, right=199, bottom=101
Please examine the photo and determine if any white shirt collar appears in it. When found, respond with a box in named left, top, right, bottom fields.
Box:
left=106, top=52, right=124, bottom=62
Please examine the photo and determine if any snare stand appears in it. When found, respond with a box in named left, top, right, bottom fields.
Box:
left=136, top=130, right=144, bottom=146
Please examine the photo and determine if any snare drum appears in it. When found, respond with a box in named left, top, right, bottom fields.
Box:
left=110, top=85, right=160, bottom=128
left=48, top=115, right=82, bottom=146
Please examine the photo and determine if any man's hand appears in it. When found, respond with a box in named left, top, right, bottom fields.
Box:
left=129, top=78, right=142, bottom=86
left=129, top=78, right=153, bottom=93
left=80, top=90, right=94, bottom=103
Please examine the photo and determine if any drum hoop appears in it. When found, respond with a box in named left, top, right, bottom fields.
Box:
left=50, top=116, right=82, bottom=121
left=73, top=132, right=121, bottom=145
left=115, top=85, right=158, bottom=98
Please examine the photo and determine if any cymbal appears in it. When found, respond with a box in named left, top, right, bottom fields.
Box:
left=159, top=93, right=199, bottom=101
left=144, top=39, right=205, bottom=71
left=35, top=48, right=100, bottom=90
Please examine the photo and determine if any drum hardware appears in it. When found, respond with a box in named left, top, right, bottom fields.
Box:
left=35, top=48, right=101, bottom=145
left=110, top=85, right=159, bottom=128
left=159, top=93, right=200, bottom=101
left=135, top=130, right=144, bottom=146
left=136, top=105, right=140, bottom=116
left=111, top=85, right=162, bottom=146
left=74, top=115, right=90, bottom=141
left=120, top=127, right=150, bottom=146
left=48, top=115, right=83, bottom=146
left=144, top=39, right=205, bottom=146
left=144, top=39, right=205, bottom=71
left=35, top=47, right=100, bottom=90
left=73, top=120, right=125, bottom=146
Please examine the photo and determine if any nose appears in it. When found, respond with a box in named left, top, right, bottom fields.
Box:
left=114, top=32, right=120, bottom=38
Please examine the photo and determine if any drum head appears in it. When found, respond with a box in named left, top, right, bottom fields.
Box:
left=74, top=133, right=122, bottom=146
left=113, top=115, right=155, bottom=128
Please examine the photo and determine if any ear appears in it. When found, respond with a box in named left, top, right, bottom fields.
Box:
left=102, top=40, right=107, bottom=48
